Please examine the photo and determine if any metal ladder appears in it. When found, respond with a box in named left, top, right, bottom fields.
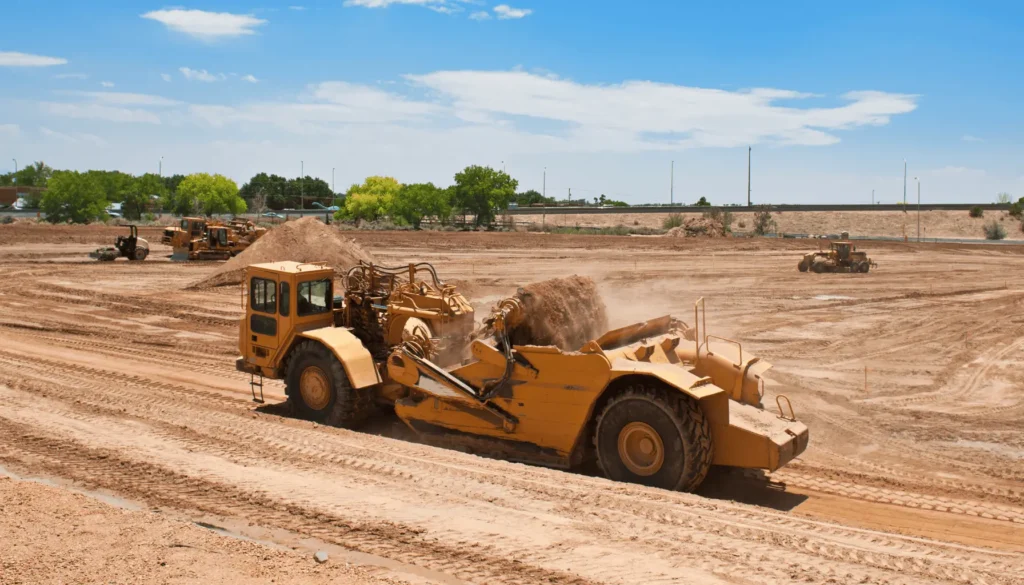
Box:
left=249, top=373, right=265, bottom=404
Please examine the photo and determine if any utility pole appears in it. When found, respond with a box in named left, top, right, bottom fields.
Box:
left=670, top=160, right=674, bottom=205
left=872, top=189, right=874, bottom=205
left=916, top=178, right=921, bottom=241
left=300, top=160, right=304, bottom=210
left=568, top=187, right=571, bottom=202
left=903, top=159, right=907, bottom=206
left=501, top=160, right=505, bottom=172
left=11, top=159, right=16, bottom=185
left=332, top=167, right=335, bottom=194
left=746, top=147, right=751, bottom=206
left=159, top=156, right=163, bottom=177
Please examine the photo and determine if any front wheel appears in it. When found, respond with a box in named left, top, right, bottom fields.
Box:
left=797, top=258, right=809, bottom=272
left=594, top=385, right=713, bottom=492
left=285, top=341, right=369, bottom=428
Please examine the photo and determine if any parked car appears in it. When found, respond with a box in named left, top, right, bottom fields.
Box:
left=262, top=211, right=284, bottom=219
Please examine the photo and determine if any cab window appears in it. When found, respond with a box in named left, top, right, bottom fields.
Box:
left=297, top=279, right=331, bottom=317
left=217, top=229, right=228, bottom=246
left=250, top=277, right=276, bottom=314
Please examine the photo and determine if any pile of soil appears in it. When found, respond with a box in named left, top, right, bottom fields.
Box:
left=191, top=217, right=374, bottom=288
left=507, top=275, right=609, bottom=350
left=666, top=216, right=728, bottom=238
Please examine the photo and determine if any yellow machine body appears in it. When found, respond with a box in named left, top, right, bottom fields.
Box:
left=236, top=262, right=809, bottom=491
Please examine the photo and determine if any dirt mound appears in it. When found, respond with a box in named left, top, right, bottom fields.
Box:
left=666, top=216, right=728, bottom=238
left=191, top=217, right=374, bottom=288
left=507, top=275, right=608, bottom=350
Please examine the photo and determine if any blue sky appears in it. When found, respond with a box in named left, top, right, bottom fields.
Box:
left=2, top=0, right=1022, bottom=203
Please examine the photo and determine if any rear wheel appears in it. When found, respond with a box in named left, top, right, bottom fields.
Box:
left=131, top=247, right=148, bottom=261
left=285, top=341, right=370, bottom=428
left=861, top=262, right=871, bottom=273
left=594, top=385, right=713, bottom=492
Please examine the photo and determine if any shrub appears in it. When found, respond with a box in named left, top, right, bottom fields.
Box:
left=753, top=206, right=776, bottom=236
left=1009, top=202, right=1023, bottom=219
left=143, top=212, right=156, bottom=222
left=663, top=213, right=684, bottom=229
left=737, top=220, right=746, bottom=229
left=969, top=206, right=984, bottom=218
left=984, top=220, right=1006, bottom=240
left=1, top=215, right=13, bottom=225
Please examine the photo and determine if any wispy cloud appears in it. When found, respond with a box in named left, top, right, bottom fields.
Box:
left=493, top=4, right=532, bottom=19
left=40, top=126, right=107, bottom=147
left=41, top=103, right=162, bottom=125
left=961, top=134, right=983, bottom=143
left=161, top=73, right=172, bottom=82
left=0, top=51, right=68, bottom=67
left=100, top=81, right=115, bottom=88
left=0, top=124, right=20, bottom=139
left=289, top=5, right=306, bottom=10
left=54, top=73, right=88, bottom=80
left=242, top=74, right=259, bottom=83
left=343, top=0, right=471, bottom=14
left=141, top=9, right=267, bottom=39
left=60, top=91, right=182, bottom=107
left=180, top=67, right=222, bottom=82
left=469, top=11, right=491, bottom=20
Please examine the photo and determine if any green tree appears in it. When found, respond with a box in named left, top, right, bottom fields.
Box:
left=120, top=173, right=167, bottom=220
left=41, top=171, right=108, bottom=224
left=694, top=196, right=711, bottom=206
left=391, top=183, right=453, bottom=228
left=286, top=176, right=334, bottom=209
left=453, top=165, right=518, bottom=226
left=177, top=173, right=246, bottom=216
left=337, top=176, right=401, bottom=222
left=514, top=189, right=555, bottom=207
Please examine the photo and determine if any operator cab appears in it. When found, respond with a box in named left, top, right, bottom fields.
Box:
left=238, top=261, right=337, bottom=376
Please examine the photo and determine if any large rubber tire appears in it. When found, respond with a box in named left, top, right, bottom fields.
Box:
left=811, top=258, right=826, bottom=273
left=285, top=340, right=370, bottom=428
left=861, top=262, right=871, bottom=273
left=594, top=385, right=713, bottom=492
left=130, top=248, right=148, bottom=261
left=797, top=258, right=809, bottom=272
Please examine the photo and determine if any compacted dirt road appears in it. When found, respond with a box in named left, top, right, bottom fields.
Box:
left=0, top=225, right=1022, bottom=585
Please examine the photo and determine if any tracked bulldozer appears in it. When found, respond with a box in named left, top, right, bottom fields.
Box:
left=170, top=217, right=266, bottom=261
left=90, top=225, right=149, bottom=261
left=798, top=240, right=875, bottom=273
left=235, top=261, right=808, bottom=492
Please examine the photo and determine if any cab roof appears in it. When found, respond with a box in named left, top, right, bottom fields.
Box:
left=249, top=261, right=334, bottom=274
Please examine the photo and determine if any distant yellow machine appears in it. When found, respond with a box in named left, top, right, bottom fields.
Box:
left=798, top=239, right=876, bottom=273
left=169, top=217, right=266, bottom=261
left=235, top=261, right=808, bottom=492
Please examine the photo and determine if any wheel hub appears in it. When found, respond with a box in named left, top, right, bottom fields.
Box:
left=299, top=366, right=331, bottom=411
left=617, top=422, right=665, bottom=476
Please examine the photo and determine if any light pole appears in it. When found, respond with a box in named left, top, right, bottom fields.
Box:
left=746, top=147, right=751, bottom=206
left=871, top=189, right=874, bottom=205
left=501, top=160, right=505, bottom=172
left=159, top=156, right=163, bottom=177
left=331, top=167, right=335, bottom=194
left=10, top=159, right=16, bottom=185
left=542, top=167, right=546, bottom=199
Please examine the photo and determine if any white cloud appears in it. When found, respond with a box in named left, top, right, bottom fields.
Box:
left=0, top=51, right=68, bottom=67
left=242, top=74, right=259, bottom=83
left=40, top=126, right=108, bottom=147
left=343, top=0, right=470, bottom=14
left=141, top=9, right=267, bottom=39
left=469, top=10, right=491, bottom=20
left=180, top=67, right=222, bottom=82
left=100, top=81, right=115, bottom=88
left=493, top=4, right=532, bottom=19
left=41, top=102, right=162, bottom=124
left=404, top=70, right=917, bottom=149
left=54, top=73, right=88, bottom=80
left=962, top=134, right=983, bottom=143
left=0, top=124, right=20, bottom=139
left=161, top=73, right=172, bottom=82
left=289, top=5, right=306, bottom=10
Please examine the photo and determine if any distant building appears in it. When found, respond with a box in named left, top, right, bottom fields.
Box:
left=0, top=186, right=45, bottom=208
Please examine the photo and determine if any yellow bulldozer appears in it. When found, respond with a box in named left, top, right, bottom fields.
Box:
left=235, top=261, right=808, bottom=492
left=169, top=217, right=266, bottom=261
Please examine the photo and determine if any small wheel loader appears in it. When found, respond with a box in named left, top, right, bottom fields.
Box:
left=235, top=261, right=809, bottom=492
left=90, top=225, right=149, bottom=261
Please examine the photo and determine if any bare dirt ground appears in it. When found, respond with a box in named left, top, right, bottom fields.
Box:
left=1, top=224, right=1023, bottom=585
left=514, top=209, right=1024, bottom=239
